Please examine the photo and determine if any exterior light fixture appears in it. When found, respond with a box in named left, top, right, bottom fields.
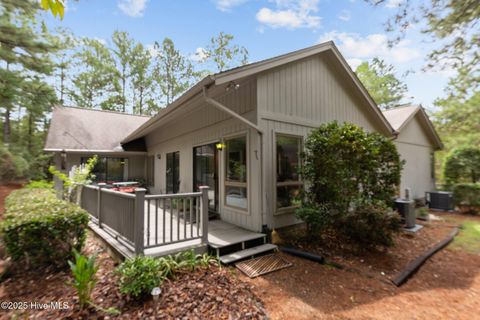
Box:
left=225, top=81, right=240, bottom=91
left=157, top=153, right=161, bottom=160
left=216, top=142, right=225, bottom=150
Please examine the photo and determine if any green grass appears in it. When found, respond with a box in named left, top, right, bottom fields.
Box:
left=451, top=221, right=480, bottom=254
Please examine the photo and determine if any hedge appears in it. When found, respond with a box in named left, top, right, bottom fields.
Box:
left=1, top=188, right=89, bottom=267
left=453, top=183, right=480, bottom=215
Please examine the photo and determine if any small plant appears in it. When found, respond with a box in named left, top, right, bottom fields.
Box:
left=68, top=250, right=120, bottom=315
left=68, top=250, right=98, bottom=310
left=417, top=207, right=429, bottom=218
left=116, top=256, right=164, bottom=299
left=24, top=180, right=54, bottom=189
left=116, top=250, right=219, bottom=299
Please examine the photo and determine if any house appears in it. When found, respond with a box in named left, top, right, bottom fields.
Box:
left=45, top=41, right=442, bottom=259
left=383, top=105, right=443, bottom=201
left=44, top=106, right=151, bottom=191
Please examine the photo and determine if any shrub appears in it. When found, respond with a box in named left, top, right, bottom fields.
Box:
left=301, top=121, right=402, bottom=214
left=341, top=202, right=401, bottom=248
left=444, top=147, right=480, bottom=185
left=25, top=180, right=54, bottom=189
left=0, top=188, right=89, bottom=267
left=453, top=183, right=480, bottom=215
left=295, top=203, right=332, bottom=236
left=116, top=250, right=218, bottom=299
left=68, top=250, right=98, bottom=310
left=298, top=122, right=403, bottom=244
left=116, top=256, right=165, bottom=299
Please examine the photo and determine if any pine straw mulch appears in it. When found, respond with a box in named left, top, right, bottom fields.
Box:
left=276, top=211, right=459, bottom=281
left=0, top=235, right=267, bottom=319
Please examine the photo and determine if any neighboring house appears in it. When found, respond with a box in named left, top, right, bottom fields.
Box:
left=44, top=106, right=151, bottom=191
left=383, top=105, right=443, bottom=201
left=46, top=41, right=442, bottom=237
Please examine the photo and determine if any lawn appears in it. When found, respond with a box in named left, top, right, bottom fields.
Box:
left=451, top=220, right=480, bottom=253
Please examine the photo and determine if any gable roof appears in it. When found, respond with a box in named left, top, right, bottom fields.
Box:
left=122, top=41, right=395, bottom=143
left=383, top=105, right=443, bottom=150
left=45, top=106, right=150, bottom=153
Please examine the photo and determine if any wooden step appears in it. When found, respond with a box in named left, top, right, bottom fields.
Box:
left=219, top=243, right=277, bottom=264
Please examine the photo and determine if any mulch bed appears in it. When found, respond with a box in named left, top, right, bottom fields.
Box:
left=0, top=185, right=267, bottom=320
left=276, top=211, right=458, bottom=281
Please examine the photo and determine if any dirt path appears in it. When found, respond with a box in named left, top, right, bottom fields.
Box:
left=242, top=215, right=480, bottom=320
left=0, top=183, right=22, bottom=217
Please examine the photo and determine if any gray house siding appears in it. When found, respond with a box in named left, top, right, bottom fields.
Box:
left=257, top=53, right=392, bottom=229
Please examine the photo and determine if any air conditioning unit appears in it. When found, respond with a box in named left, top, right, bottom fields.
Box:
left=395, top=199, right=416, bottom=228
left=426, top=191, right=453, bottom=211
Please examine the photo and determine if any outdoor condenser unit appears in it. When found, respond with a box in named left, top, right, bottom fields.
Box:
left=426, top=191, right=453, bottom=211
left=395, top=199, right=416, bottom=229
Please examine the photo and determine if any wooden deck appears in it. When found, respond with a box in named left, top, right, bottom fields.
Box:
left=89, top=200, right=267, bottom=259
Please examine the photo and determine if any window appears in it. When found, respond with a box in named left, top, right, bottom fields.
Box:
left=276, top=135, right=302, bottom=210
left=225, top=136, right=247, bottom=210
left=166, top=151, right=180, bottom=193
left=81, top=157, right=126, bottom=183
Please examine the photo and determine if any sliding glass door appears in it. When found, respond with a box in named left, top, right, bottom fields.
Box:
left=193, top=143, right=218, bottom=212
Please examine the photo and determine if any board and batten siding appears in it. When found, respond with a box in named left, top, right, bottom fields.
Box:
left=256, top=53, right=392, bottom=229
left=145, top=79, right=263, bottom=231
left=394, top=116, right=435, bottom=200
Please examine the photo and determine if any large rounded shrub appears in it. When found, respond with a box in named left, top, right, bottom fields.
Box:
left=0, top=146, right=19, bottom=183
left=1, top=188, right=89, bottom=267
left=297, top=121, right=403, bottom=246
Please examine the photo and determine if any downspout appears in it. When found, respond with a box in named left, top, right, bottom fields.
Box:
left=202, top=87, right=266, bottom=232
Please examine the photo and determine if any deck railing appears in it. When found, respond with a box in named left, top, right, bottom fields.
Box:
left=78, top=185, right=209, bottom=255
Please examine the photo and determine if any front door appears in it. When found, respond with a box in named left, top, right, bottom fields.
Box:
left=193, top=143, right=218, bottom=213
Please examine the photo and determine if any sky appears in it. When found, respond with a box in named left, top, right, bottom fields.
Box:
left=43, top=0, right=453, bottom=110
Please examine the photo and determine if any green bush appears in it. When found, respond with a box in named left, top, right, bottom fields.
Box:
left=116, top=250, right=218, bottom=299
left=298, top=122, right=403, bottom=244
left=453, top=183, right=480, bottom=215
left=25, top=180, right=54, bottom=189
left=444, top=147, right=480, bottom=185
left=0, top=188, right=89, bottom=267
left=116, top=256, right=165, bottom=299
left=295, top=203, right=332, bottom=236
left=341, top=202, right=401, bottom=248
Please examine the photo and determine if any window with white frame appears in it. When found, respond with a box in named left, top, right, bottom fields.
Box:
left=224, top=136, right=247, bottom=210
left=276, top=134, right=303, bottom=210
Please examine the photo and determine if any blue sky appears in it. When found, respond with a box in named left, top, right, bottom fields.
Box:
left=43, top=0, right=453, bottom=109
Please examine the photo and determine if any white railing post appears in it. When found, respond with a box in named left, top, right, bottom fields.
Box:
left=199, top=186, right=209, bottom=244
left=134, top=188, right=146, bottom=255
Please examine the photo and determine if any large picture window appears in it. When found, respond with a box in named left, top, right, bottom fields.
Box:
left=224, top=136, right=247, bottom=210
left=276, top=134, right=302, bottom=210
left=166, top=151, right=180, bottom=193
left=81, top=157, right=126, bottom=183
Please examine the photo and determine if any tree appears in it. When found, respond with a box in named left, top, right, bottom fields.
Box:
left=200, top=32, right=248, bottom=73
left=112, top=31, right=134, bottom=112
left=70, top=38, right=120, bottom=110
left=50, top=27, right=75, bottom=104
left=355, top=58, right=408, bottom=110
left=0, top=0, right=56, bottom=144
left=154, top=38, right=196, bottom=105
left=130, top=43, right=157, bottom=115
left=444, top=147, right=480, bottom=185
left=367, top=0, right=479, bottom=96
left=40, top=0, right=65, bottom=19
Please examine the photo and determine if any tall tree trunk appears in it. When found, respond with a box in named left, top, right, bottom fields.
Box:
left=139, top=86, right=144, bottom=115
left=60, top=64, right=65, bottom=104
left=122, top=66, right=126, bottom=113
left=27, top=111, right=33, bottom=153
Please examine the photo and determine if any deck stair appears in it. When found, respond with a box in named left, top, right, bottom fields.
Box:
left=207, top=221, right=277, bottom=264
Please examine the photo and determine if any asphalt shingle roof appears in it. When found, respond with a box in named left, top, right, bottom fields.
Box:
left=45, top=106, right=150, bottom=152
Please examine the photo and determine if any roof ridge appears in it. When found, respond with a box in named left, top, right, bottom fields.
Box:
left=56, top=105, right=152, bottom=118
